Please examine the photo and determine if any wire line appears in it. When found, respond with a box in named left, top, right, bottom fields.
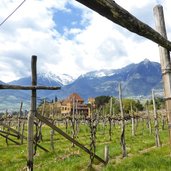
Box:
left=0, top=0, right=26, bottom=27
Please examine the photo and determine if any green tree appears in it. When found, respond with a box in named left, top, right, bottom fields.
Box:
left=122, top=99, right=137, bottom=113
left=97, top=96, right=120, bottom=115
left=145, top=97, right=165, bottom=110
left=155, top=97, right=165, bottom=109
left=95, top=96, right=110, bottom=108
left=135, top=100, right=143, bottom=111
left=55, top=96, right=58, bottom=102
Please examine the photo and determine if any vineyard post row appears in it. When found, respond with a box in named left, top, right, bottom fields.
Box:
left=75, top=0, right=171, bottom=146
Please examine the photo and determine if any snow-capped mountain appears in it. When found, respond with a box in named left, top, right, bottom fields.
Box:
left=81, top=69, right=116, bottom=79
left=0, top=59, right=163, bottom=111
left=61, top=59, right=162, bottom=99
left=38, top=72, right=74, bottom=85
left=6, top=72, right=75, bottom=102
left=8, top=72, right=74, bottom=87
left=0, top=80, right=5, bottom=84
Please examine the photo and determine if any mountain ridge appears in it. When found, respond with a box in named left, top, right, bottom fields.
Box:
left=0, top=59, right=163, bottom=111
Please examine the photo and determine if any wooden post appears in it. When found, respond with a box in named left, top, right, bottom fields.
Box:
left=75, top=99, right=80, bottom=138
left=146, top=103, right=152, bottom=135
left=27, top=55, right=37, bottom=171
left=109, top=97, right=112, bottom=116
left=152, top=89, right=161, bottom=147
left=21, top=121, right=25, bottom=144
left=18, top=102, right=23, bottom=137
left=153, top=5, right=171, bottom=147
left=104, top=145, right=109, bottom=164
left=72, top=97, right=76, bottom=147
left=75, top=0, right=171, bottom=50
left=6, top=121, right=10, bottom=146
left=118, top=83, right=127, bottom=157
left=162, top=112, right=165, bottom=130
left=50, top=103, right=55, bottom=152
left=50, top=129, right=55, bottom=152
left=135, top=108, right=139, bottom=132
left=109, top=97, right=112, bottom=141
left=5, top=109, right=8, bottom=119
left=131, top=102, right=135, bottom=136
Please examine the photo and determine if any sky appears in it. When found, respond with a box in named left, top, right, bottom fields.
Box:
left=0, top=0, right=171, bottom=82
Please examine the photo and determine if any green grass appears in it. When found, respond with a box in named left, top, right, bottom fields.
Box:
left=104, top=145, right=171, bottom=171
left=0, top=120, right=170, bottom=170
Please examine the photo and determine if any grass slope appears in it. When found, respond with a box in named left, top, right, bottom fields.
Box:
left=0, top=121, right=170, bottom=171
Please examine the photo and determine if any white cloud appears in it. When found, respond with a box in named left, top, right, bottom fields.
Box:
left=0, top=0, right=170, bottom=82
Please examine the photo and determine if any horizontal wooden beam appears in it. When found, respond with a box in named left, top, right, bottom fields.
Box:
left=0, top=84, right=61, bottom=90
left=0, top=130, right=19, bottom=138
left=75, top=0, right=171, bottom=50
left=0, top=133, right=20, bottom=145
left=0, top=122, right=49, bottom=152
left=0, top=122, right=22, bottom=136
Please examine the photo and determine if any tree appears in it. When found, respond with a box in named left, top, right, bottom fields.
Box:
left=122, top=99, right=136, bottom=113
left=55, top=96, right=58, bottom=102
left=135, top=100, right=143, bottom=111
left=155, top=97, right=165, bottom=109
left=145, top=97, right=165, bottom=110
left=95, top=96, right=120, bottom=115
left=95, top=96, right=110, bottom=108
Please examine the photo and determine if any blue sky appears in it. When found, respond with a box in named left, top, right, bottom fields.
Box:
left=53, top=3, right=86, bottom=37
left=0, top=0, right=170, bottom=82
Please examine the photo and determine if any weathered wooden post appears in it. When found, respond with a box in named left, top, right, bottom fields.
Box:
left=19, top=102, right=24, bottom=145
left=50, top=103, right=55, bottom=152
left=152, top=89, right=161, bottom=147
left=72, top=97, right=76, bottom=147
left=104, top=145, right=109, bottom=164
left=146, top=103, right=152, bottom=135
left=109, top=97, right=112, bottom=141
left=21, top=121, right=25, bottom=144
left=75, top=99, right=80, bottom=138
left=38, top=98, right=46, bottom=142
left=131, top=102, right=135, bottom=136
left=161, top=111, right=166, bottom=130
left=109, top=96, right=112, bottom=116
left=88, top=112, right=98, bottom=167
left=17, top=102, right=23, bottom=137
left=118, top=83, right=127, bottom=157
left=5, top=109, right=8, bottom=119
left=27, top=55, right=37, bottom=171
left=153, top=5, right=171, bottom=146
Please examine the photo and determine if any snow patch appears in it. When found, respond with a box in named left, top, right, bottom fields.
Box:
left=38, top=72, right=74, bottom=85
left=82, top=69, right=115, bottom=78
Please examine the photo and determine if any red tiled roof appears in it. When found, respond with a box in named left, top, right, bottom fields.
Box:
left=67, top=93, right=84, bottom=102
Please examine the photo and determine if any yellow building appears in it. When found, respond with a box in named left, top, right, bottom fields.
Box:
left=55, top=93, right=90, bottom=117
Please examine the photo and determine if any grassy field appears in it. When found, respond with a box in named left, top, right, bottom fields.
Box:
left=0, top=119, right=171, bottom=171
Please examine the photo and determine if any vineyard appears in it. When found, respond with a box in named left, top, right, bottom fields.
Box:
left=1, top=1, right=171, bottom=171
left=0, top=95, right=170, bottom=171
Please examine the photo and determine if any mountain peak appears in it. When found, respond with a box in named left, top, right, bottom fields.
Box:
left=38, top=72, right=74, bottom=85
left=81, top=69, right=115, bottom=79
left=143, top=58, right=150, bottom=64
